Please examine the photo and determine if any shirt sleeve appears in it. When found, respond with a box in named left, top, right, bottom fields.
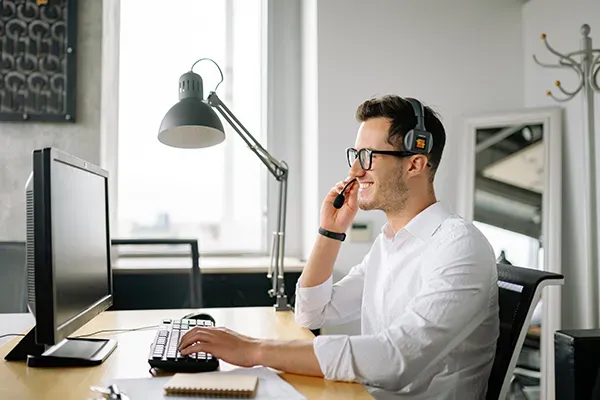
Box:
left=294, top=254, right=368, bottom=330
left=312, top=229, right=497, bottom=391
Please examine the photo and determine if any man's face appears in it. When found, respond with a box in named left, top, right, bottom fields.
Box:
left=350, top=117, right=409, bottom=213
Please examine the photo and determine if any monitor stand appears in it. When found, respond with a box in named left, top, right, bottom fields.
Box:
left=4, top=326, right=117, bottom=367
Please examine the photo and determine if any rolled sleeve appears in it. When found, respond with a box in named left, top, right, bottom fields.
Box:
left=313, top=335, right=357, bottom=382
left=296, top=275, right=334, bottom=311
left=294, top=275, right=334, bottom=329
left=313, top=333, right=406, bottom=389
left=294, top=260, right=366, bottom=329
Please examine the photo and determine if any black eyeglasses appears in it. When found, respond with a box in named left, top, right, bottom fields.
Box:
left=346, top=147, right=415, bottom=171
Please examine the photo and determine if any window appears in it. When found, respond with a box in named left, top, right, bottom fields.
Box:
left=118, top=0, right=266, bottom=254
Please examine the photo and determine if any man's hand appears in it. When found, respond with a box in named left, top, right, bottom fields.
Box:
left=178, top=326, right=323, bottom=377
left=179, top=326, right=260, bottom=368
left=320, top=177, right=359, bottom=233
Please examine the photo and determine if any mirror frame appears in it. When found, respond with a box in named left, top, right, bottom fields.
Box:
left=458, top=107, right=563, bottom=400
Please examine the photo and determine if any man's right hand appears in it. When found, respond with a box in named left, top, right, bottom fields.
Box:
left=320, top=177, right=359, bottom=233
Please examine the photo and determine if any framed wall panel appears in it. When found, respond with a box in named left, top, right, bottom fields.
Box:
left=0, top=0, right=77, bottom=122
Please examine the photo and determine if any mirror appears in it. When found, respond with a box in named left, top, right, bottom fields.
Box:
left=460, top=108, right=562, bottom=400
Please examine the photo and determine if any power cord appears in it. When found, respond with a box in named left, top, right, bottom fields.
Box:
left=74, top=325, right=159, bottom=338
left=0, top=326, right=158, bottom=340
left=0, top=333, right=26, bottom=340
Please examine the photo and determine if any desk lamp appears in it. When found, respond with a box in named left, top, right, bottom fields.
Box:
left=158, top=58, right=291, bottom=311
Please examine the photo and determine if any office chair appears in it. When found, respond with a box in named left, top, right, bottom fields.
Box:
left=0, top=241, right=27, bottom=313
left=111, top=239, right=202, bottom=308
left=486, top=264, right=564, bottom=400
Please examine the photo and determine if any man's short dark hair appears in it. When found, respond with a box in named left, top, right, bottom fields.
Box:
left=355, top=95, right=446, bottom=181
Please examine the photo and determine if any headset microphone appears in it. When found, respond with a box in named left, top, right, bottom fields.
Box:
left=333, top=179, right=357, bottom=209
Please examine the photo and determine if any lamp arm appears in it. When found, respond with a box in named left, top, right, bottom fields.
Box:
left=207, top=91, right=290, bottom=311
left=207, top=92, right=287, bottom=179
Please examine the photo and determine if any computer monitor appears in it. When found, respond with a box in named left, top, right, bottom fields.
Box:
left=5, top=147, right=117, bottom=367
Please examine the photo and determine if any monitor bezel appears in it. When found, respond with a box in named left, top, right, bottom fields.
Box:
left=33, top=147, right=113, bottom=346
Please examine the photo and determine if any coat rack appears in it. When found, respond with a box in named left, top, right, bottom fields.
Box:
left=533, top=24, right=600, bottom=327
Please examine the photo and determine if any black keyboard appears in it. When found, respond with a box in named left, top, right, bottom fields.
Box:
left=148, top=318, right=219, bottom=372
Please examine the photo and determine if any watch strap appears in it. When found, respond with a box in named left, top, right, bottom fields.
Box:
left=318, top=227, right=346, bottom=242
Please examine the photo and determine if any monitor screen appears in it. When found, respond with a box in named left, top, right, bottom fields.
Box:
left=26, top=148, right=113, bottom=346
left=50, top=160, right=110, bottom=328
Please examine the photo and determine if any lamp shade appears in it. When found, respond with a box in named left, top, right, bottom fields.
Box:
left=158, top=71, right=226, bottom=149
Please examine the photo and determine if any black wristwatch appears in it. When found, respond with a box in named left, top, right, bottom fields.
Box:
left=318, top=227, right=346, bottom=242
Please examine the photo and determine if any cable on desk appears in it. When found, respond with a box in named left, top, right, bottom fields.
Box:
left=0, top=333, right=26, bottom=339
left=74, top=325, right=159, bottom=338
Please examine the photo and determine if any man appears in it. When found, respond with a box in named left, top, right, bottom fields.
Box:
left=179, top=95, right=499, bottom=399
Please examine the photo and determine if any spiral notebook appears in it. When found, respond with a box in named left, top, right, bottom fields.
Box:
left=164, top=372, right=259, bottom=398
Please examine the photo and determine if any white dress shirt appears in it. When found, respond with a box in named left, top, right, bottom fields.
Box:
left=295, top=202, right=499, bottom=399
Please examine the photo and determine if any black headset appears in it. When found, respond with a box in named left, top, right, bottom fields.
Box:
left=403, top=97, right=433, bottom=155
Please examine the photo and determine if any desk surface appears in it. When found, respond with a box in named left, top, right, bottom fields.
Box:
left=114, top=256, right=306, bottom=274
left=0, top=307, right=371, bottom=400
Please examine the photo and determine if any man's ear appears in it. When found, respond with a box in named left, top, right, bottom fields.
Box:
left=407, top=155, right=429, bottom=175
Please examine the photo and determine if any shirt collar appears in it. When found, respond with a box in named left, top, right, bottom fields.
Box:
left=382, top=202, right=451, bottom=242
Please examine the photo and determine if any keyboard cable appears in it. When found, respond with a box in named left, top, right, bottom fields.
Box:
left=0, top=325, right=159, bottom=341
left=74, top=325, right=159, bottom=338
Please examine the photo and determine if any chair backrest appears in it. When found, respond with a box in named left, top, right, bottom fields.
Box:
left=486, top=264, right=564, bottom=400
left=111, top=238, right=202, bottom=308
left=0, top=241, right=27, bottom=313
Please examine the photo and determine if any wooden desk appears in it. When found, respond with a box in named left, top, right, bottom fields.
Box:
left=0, top=307, right=371, bottom=400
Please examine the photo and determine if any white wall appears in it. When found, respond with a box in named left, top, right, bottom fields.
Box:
left=523, top=0, right=600, bottom=329
left=301, top=0, right=525, bottom=334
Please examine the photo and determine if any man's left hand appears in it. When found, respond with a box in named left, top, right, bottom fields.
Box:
left=178, top=326, right=261, bottom=368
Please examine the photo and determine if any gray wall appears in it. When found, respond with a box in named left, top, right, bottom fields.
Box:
left=0, top=0, right=103, bottom=241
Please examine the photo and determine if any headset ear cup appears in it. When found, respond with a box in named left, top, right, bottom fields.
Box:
left=427, top=133, right=434, bottom=153
left=404, top=130, right=415, bottom=153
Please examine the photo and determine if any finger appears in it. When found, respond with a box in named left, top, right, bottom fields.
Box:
left=325, top=181, right=346, bottom=201
left=328, top=177, right=356, bottom=198
left=179, top=329, right=214, bottom=350
left=180, top=341, right=213, bottom=356
left=346, top=179, right=359, bottom=209
left=179, top=326, right=210, bottom=345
